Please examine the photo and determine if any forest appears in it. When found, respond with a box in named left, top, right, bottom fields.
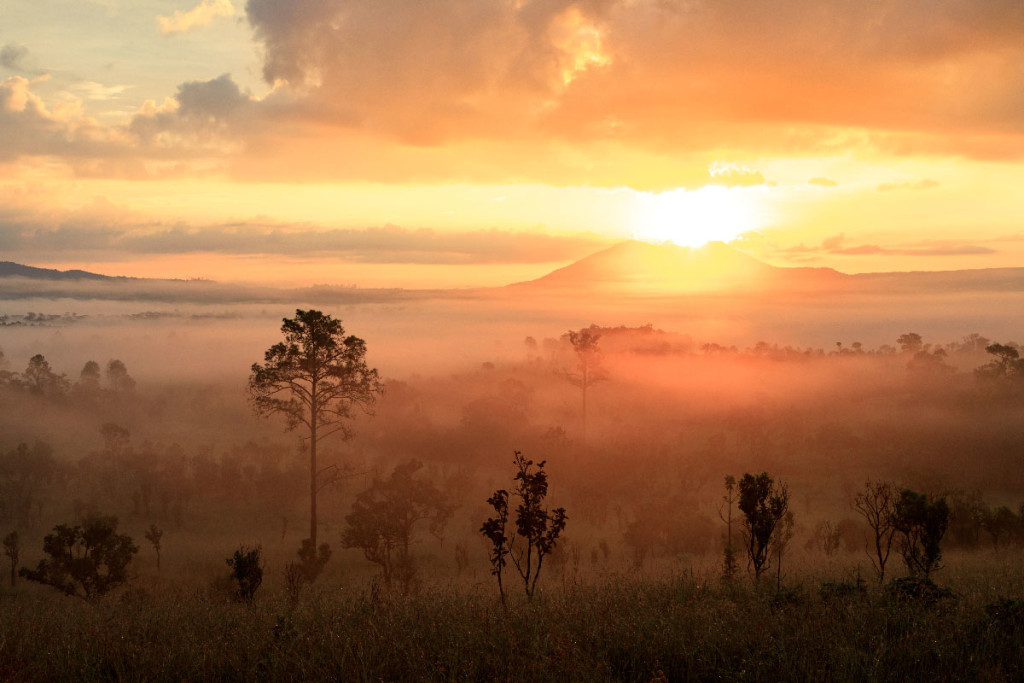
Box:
left=1, top=312, right=1023, bottom=680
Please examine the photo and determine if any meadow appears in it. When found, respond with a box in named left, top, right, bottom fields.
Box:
left=2, top=556, right=1023, bottom=681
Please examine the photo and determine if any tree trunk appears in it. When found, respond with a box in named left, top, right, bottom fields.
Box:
left=581, top=367, right=588, bottom=445
left=310, top=391, right=318, bottom=548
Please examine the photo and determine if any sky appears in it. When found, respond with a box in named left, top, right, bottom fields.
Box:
left=2, top=0, right=1024, bottom=287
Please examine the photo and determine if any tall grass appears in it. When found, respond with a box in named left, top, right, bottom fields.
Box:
left=2, top=565, right=1022, bottom=681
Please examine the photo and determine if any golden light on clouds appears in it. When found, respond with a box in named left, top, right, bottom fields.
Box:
left=2, top=0, right=1024, bottom=284
left=551, top=7, right=611, bottom=86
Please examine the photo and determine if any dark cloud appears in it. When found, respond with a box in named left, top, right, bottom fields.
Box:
left=0, top=44, right=29, bottom=71
left=129, top=73, right=257, bottom=144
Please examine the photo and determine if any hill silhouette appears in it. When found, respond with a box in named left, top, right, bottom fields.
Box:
left=0, top=262, right=123, bottom=281
left=510, top=240, right=847, bottom=293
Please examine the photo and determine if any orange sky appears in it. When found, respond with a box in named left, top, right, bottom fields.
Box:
left=2, top=0, right=1024, bottom=287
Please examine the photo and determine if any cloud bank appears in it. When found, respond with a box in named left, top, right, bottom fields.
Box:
left=6, top=0, right=1024, bottom=185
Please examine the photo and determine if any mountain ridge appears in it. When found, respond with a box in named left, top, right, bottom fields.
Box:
left=0, top=261, right=128, bottom=282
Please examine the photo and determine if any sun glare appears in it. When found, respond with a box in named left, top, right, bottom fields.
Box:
left=635, top=187, right=760, bottom=247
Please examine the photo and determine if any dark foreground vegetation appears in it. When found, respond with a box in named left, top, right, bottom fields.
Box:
left=1, top=563, right=1023, bottom=681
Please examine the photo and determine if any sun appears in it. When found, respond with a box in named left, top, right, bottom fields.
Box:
left=635, top=186, right=760, bottom=247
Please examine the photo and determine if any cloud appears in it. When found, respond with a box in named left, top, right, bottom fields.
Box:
left=772, top=233, right=996, bottom=261
left=0, top=76, right=126, bottom=162
left=832, top=243, right=994, bottom=256
left=70, top=82, right=133, bottom=101
left=9, top=0, right=1024, bottom=185
left=128, top=73, right=257, bottom=150
left=158, top=0, right=236, bottom=35
left=708, top=163, right=766, bottom=187
left=877, top=179, right=941, bottom=192
left=821, top=233, right=845, bottom=250
left=0, top=210, right=611, bottom=265
left=0, top=44, right=29, bottom=71
left=809, top=177, right=839, bottom=187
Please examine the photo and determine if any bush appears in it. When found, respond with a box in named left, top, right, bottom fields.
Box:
left=886, top=576, right=954, bottom=606
left=19, top=516, right=137, bottom=598
left=226, top=545, right=263, bottom=603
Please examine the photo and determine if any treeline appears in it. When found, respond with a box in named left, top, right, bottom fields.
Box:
left=0, top=350, right=136, bottom=402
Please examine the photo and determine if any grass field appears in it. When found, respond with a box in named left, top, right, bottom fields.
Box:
left=2, top=554, right=1023, bottom=682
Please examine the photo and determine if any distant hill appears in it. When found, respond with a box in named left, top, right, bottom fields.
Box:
left=509, top=240, right=847, bottom=292
left=0, top=262, right=125, bottom=281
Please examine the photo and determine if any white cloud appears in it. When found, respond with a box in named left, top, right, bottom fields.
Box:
left=157, top=0, right=235, bottom=36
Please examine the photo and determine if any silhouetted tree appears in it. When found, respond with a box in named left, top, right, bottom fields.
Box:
left=718, top=475, right=739, bottom=581
left=105, top=359, right=136, bottom=393
left=907, top=348, right=954, bottom=375
left=983, top=506, right=1017, bottom=549
left=248, top=309, right=382, bottom=551
left=481, top=489, right=511, bottom=604
left=853, top=481, right=898, bottom=583
left=226, top=545, right=263, bottom=602
left=975, top=343, right=1024, bottom=386
left=23, top=354, right=69, bottom=399
left=897, top=333, right=924, bottom=354
left=481, top=452, right=567, bottom=600
left=771, top=510, right=795, bottom=591
left=284, top=537, right=332, bottom=605
left=738, top=472, right=789, bottom=581
left=564, top=327, right=606, bottom=443
left=75, top=360, right=102, bottom=400
left=3, top=531, right=18, bottom=587
left=893, top=489, right=949, bottom=578
left=144, top=524, right=163, bottom=571
left=807, top=520, right=842, bottom=557
left=341, top=460, right=450, bottom=593
left=19, top=516, right=137, bottom=598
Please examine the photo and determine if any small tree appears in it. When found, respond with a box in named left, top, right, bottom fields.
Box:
left=144, top=524, right=163, bottom=571
left=282, top=539, right=331, bottom=607
left=341, top=460, right=450, bottom=594
left=3, top=531, right=19, bottom=587
left=718, top=475, right=739, bottom=581
left=853, top=481, right=898, bottom=583
left=893, top=489, right=949, bottom=578
left=771, top=510, right=796, bottom=592
left=481, top=451, right=567, bottom=601
left=564, top=327, right=607, bottom=443
left=982, top=506, right=1018, bottom=549
left=226, top=545, right=263, bottom=602
left=738, top=472, right=789, bottom=582
left=19, top=516, right=137, bottom=598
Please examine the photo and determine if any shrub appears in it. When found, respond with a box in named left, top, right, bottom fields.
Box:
left=226, top=545, right=263, bottom=603
left=19, top=516, right=137, bottom=598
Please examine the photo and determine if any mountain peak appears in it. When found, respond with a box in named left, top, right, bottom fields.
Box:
left=518, top=239, right=780, bottom=291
